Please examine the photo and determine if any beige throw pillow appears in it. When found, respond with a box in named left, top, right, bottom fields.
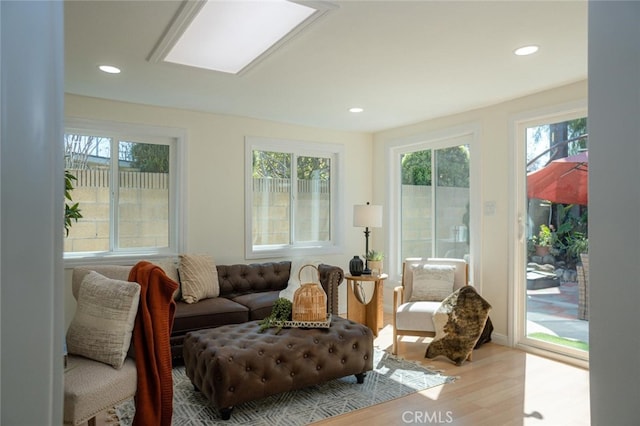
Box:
left=66, top=271, right=141, bottom=369
left=410, top=264, right=456, bottom=302
left=179, top=254, right=220, bottom=303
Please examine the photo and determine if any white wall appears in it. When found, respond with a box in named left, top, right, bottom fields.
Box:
left=65, top=79, right=590, bottom=339
left=7, top=3, right=636, bottom=421
left=373, top=80, right=588, bottom=339
left=2, top=2, right=634, bottom=422
left=64, top=94, right=372, bottom=325
left=1, top=1, right=64, bottom=424
left=588, top=2, right=640, bottom=424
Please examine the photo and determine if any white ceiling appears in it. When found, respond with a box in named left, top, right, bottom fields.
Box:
left=65, top=0, right=587, bottom=133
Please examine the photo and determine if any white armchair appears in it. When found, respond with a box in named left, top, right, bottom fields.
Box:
left=64, top=265, right=138, bottom=426
left=392, top=258, right=469, bottom=355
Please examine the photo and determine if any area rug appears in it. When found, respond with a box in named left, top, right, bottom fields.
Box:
left=115, top=348, right=455, bottom=425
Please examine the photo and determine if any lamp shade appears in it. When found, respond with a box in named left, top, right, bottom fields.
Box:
left=353, top=203, right=382, bottom=228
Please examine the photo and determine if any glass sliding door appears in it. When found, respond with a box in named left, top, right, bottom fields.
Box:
left=400, top=143, right=470, bottom=264
left=520, top=115, right=589, bottom=360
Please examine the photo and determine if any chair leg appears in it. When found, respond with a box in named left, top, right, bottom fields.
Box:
left=392, top=330, right=398, bottom=355
left=466, top=351, right=473, bottom=362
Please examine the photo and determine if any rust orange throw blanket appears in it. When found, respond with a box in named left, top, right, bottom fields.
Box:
left=129, top=261, right=178, bottom=426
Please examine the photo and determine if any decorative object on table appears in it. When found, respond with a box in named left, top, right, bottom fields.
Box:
left=425, top=286, right=492, bottom=366
left=349, top=255, right=364, bottom=276
left=258, top=298, right=293, bottom=333
left=279, top=258, right=320, bottom=302
left=292, top=264, right=327, bottom=321
left=353, top=202, right=383, bottom=275
left=365, top=249, right=384, bottom=275
left=260, top=297, right=331, bottom=331
left=279, top=314, right=332, bottom=329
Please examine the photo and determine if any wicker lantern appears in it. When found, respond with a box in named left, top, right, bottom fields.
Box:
left=292, top=265, right=327, bottom=322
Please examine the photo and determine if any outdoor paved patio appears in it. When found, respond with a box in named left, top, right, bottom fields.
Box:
left=527, top=281, right=589, bottom=344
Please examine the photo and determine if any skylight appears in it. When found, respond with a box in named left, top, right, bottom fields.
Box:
left=157, top=0, right=326, bottom=75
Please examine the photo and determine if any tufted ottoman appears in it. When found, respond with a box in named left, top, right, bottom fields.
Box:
left=183, top=316, right=374, bottom=420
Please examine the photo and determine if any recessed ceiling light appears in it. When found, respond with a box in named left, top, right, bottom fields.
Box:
left=514, top=45, right=539, bottom=56
left=98, top=65, right=121, bottom=74
left=349, top=107, right=364, bottom=113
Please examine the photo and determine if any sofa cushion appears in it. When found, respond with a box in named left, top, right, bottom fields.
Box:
left=172, top=297, right=249, bottom=336
left=232, top=290, right=281, bottom=320
left=64, top=355, right=137, bottom=425
left=66, top=271, right=140, bottom=369
left=179, top=254, right=220, bottom=303
left=410, top=264, right=455, bottom=302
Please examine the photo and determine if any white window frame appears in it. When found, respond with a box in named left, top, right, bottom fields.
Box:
left=245, top=136, right=344, bottom=259
left=386, top=124, right=480, bottom=287
left=63, top=118, right=186, bottom=267
left=508, top=100, right=588, bottom=365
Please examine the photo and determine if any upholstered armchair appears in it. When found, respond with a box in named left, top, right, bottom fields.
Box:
left=392, top=258, right=469, bottom=355
left=64, top=265, right=138, bottom=426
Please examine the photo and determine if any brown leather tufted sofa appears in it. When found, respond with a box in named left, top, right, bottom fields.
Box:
left=171, top=261, right=344, bottom=361
left=72, top=260, right=344, bottom=363
left=183, top=316, right=374, bottom=420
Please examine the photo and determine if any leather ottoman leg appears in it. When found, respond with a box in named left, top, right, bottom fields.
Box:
left=220, top=407, right=233, bottom=420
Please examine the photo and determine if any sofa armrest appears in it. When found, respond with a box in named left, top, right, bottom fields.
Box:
left=318, top=264, right=344, bottom=315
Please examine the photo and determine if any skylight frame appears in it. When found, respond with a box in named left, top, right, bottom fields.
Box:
left=149, top=0, right=337, bottom=76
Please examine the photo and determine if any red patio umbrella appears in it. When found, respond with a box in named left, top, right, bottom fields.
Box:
left=527, top=151, right=588, bottom=205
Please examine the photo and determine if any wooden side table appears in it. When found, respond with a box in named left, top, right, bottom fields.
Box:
left=345, top=274, right=387, bottom=336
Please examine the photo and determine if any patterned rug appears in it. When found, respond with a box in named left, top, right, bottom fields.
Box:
left=116, top=348, right=455, bottom=425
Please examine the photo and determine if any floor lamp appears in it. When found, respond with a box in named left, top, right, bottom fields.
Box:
left=353, top=202, right=383, bottom=275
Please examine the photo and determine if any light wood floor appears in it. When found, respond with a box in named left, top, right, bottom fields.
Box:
left=314, top=315, right=591, bottom=426
left=92, top=316, right=590, bottom=426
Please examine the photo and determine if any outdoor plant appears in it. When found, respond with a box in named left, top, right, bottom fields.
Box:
left=528, top=224, right=561, bottom=258
left=65, top=170, right=82, bottom=236
left=531, top=224, right=556, bottom=248
left=555, top=205, right=588, bottom=267
left=566, top=232, right=589, bottom=258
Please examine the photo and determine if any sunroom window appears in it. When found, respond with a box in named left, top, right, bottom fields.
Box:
left=245, top=137, right=343, bottom=258
left=64, top=120, right=181, bottom=264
